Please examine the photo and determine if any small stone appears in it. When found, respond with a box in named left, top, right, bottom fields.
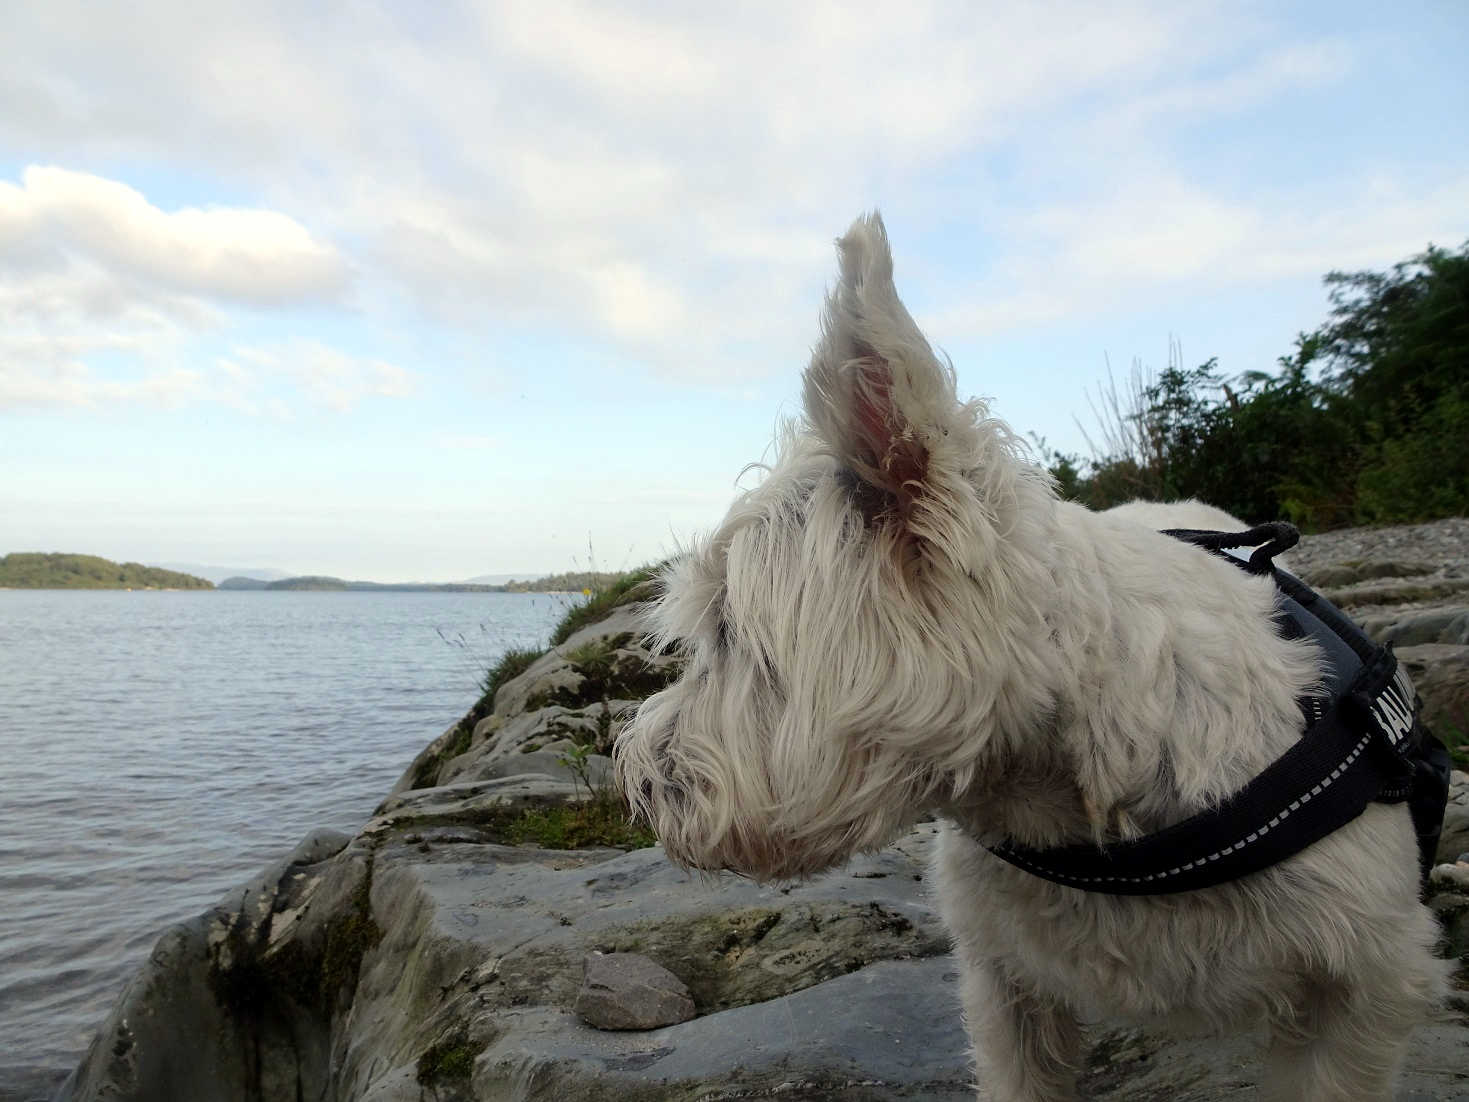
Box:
left=575, top=952, right=695, bottom=1031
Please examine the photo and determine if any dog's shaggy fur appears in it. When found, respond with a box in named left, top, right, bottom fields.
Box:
left=615, top=214, right=1447, bottom=1101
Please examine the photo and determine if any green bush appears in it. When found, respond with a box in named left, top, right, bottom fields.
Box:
left=1054, top=241, right=1469, bottom=529
left=1354, top=387, right=1469, bottom=524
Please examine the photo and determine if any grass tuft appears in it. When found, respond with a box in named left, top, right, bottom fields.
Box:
left=548, top=566, right=659, bottom=646
left=498, top=792, right=657, bottom=850
left=482, top=646, right=545, bottom=705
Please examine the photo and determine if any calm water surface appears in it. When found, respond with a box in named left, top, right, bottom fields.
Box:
left=0, top=590, right=566, bottom=1097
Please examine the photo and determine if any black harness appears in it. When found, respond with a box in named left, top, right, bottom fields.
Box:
left=989, top=523, right=1452, bottom=896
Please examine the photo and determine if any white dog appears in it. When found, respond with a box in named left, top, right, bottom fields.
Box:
left=615, top=214, right=1446, bottom=1101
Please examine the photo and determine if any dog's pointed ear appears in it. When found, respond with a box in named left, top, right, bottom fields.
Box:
left=802, top=212, right=968, bottom=520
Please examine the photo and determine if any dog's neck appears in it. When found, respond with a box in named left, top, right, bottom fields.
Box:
left=941, top=501, right=1317, bottom=851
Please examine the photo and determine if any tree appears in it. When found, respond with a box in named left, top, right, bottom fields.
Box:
left=1058, top=239, right=1469, bottom=527
left=1312, top=242, right=1469, bottom=523
left=1314, top=242, right=1469, bottom=434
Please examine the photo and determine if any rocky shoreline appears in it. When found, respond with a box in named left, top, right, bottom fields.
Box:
left=52, top=521, right=1469, bottom=1101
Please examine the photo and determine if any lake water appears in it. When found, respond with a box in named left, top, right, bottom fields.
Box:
left=0, top=590, right=569, bottom=1099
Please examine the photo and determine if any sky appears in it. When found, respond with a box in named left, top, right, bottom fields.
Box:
left=2, top=1, right=1465, bottom=582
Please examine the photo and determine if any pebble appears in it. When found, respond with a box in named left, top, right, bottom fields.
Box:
left=574, top=952, right=696, bottom=1031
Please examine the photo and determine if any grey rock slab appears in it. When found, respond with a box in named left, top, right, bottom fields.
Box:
left=366, top=829, right=949, bottom=1017
left=372, top=774, right=583, bottom=825
left=445, top=746, right=614, bottom=789
left=576, top=952, right=696, bottom=1030
left=1077, top=1021, right=1469, bottom=1101
left=492, top=604, right=651, bottom=718
left=1306, top=560, right=1439, bottom=588
left=56, top=829, right=358, bottom=1102
left=327, top=828, right=952, bottom=1101
left=1322, top=576, right=1469, bottom=610
left=1429, top=890, right=1469, bottom=961
left=470, top=711, right=503, bottom=743
left=554, top=602, right=652, bottom=654
left=1397, top=644, right=1469, bottom=752
left=474, top=956, right=976, bottom=1100
left=388, top=720, right=464, bottom=794
left=1432, top=765, right=1469, bottom=868
left=1363, top=608, right=1469, bottom=647
left=482, top=705, right=601, bottom=762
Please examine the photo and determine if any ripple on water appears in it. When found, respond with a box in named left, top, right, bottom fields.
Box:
left=0, top=588, right=565, bottom=1091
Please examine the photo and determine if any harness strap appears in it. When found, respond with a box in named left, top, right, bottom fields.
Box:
left=1160, top=521, right=1300, bottom=574
left=987, top=522, right=1450, bottom=895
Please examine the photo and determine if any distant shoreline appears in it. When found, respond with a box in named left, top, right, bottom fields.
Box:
left=0, top=586, right=214, bottom=592
left=0, top=553, right=213, bottom=591
left=2, top=552, right=624, bottom=594
left=0, top=584, right=586, bottom=595
left=0, top=587, right=561, bottom=593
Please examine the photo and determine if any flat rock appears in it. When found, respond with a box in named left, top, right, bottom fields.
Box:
left=1320, top=577, right=1469, bottom=609
left=1440, top=780, right=1469, bottom=867
left=1397, top=645, right=1469, bottom=756
left=1362, top=609, right=1469, bottom=647
left=1306, top=559, right=1438, bottom=587
left=575, top=952, right=695, bottom=1030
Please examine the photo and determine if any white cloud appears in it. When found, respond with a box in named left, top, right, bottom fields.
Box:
left=929, top=172, right=1469, bottom=338
left=0, top=1, right=1462, bottom=394
left=1, top=325, right=412, bottom=412
left=0, top=350, right=212, bottom=409
left=1100, top=40, right=1355, bottom=131
left=0, top=166, right=346, bottom=305
left=221, top=341, right=417, bottom=412
left=0, top=1, right=1266, bottom=382
left=0, top=165, right=357, bottom=410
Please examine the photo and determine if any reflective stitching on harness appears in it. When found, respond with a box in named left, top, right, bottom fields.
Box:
left=988, top=524, right=1450, bottom=894
left=999, top=732, right=1374, bottom=886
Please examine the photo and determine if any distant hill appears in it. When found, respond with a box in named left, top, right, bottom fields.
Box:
left=151, top=562, right=293, bottom=584
left=214, top=569, right=621, bottom=593
left=218, top=576, right=271, bottom=590
left=267, top=575, right=351, bottom=591
left=0, top=553, right=213, bottom=590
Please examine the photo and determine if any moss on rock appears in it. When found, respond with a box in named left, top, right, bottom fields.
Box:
left=207, top=846, right=382, bottom=1024
left=588, top=901, right=947, bottom=1015
left=385, top=794, right=656, bottom=852
left=416, top=1033, right=482, bottom=1086
left=524, top=644, right=681, bottom=713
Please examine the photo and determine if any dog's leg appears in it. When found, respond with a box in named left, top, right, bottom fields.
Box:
left=964, top=957, right=1082, bottom=1102
left=1262, top=954, right=1441, bottom=1102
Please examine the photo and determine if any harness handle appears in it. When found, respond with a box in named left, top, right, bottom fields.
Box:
left=1162, top=521, right=1300, bottom=573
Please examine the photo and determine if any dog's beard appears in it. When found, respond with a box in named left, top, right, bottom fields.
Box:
left=617, top=647, right=940, bottom=882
